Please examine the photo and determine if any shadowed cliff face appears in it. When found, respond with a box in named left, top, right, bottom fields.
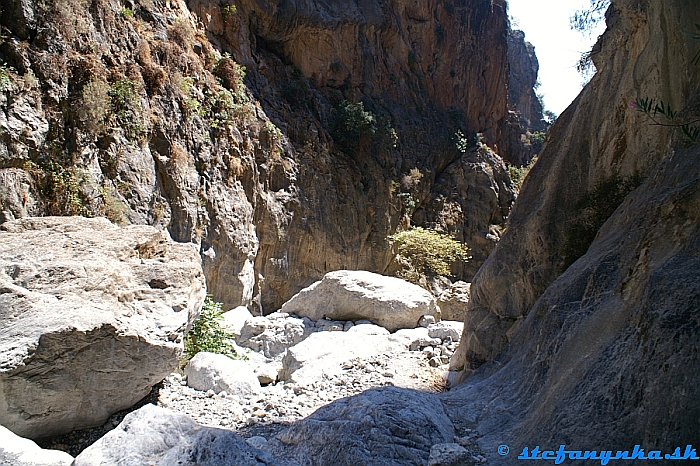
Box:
left=452, top=0, right=700, bottom=374
left=0, top=0, right=523, bottom=312
left=441, top=0, right=700, bottom=455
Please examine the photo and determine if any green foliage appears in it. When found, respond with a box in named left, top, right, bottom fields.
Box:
left=388, top=227, right=470, bottom=282
left=109, top=79, right=143, bottom=141
left=633, top=97, right=700, bottom=144
left=332, top=100, right=397, bottom=156
left=454, top=129, right=469, bottom=153
left=39, top=161, right=93, bottom=217
left=561, top=175, right=642, bottom=270
left=0, top=63, right=15, bottom=90
left=685, top=23, right=700, bottom=66
left=570, top=0, right=610, bottom=34
left=184, top=296, right=240, bottom=361
left=220, top=4, right=237, bottom=19
left=507, top=156, right=538, bottom=190
left=121, top=7, right=134, bottom=18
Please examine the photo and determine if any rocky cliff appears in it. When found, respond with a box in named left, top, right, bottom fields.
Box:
left=507, top=29, right=543, bottom=134
left=452, top=0, right=700, bottom=374
left=443, top=0, right=700, bottom=456
left=0, top=0, right=531, bottom=313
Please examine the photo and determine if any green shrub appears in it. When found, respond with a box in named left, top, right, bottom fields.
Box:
left=388, top=227, right=470, bottom=282
left=331, top=100, right=377, bottom=155
left=220, top=3, right=237, bottom=19
left=109, top=79, right=143, bottom=141
left=0, top=63, right=15, bottom=90
left=507, top=156, right=537, bottom=190
left=184, top=296, right=240, bottom=360
left=331, top=100, right=397, bottom=156
left=121, top=7, right=133, bottom=18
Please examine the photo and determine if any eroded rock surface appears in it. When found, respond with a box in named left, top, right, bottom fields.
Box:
left=0, top=216, right=205, bottom=439
left=0, top=0, right=518, bottom=315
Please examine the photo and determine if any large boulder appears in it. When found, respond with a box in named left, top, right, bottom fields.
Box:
left=73, top=404, right=281, bottom=466
left=0, top=425, right=73, bottom=466
left=281, top=270, right=440, bottom=332
left=0, top=216, right=206, bottom=440
left=222, top=306, right=255, bottom=337
left=184, top=352, right=261, bottom=396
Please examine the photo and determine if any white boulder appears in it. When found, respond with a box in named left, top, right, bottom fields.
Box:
left=281, top=270, right=440, bottom=332
left=222, top=306, right=254, bottom=337
left=184, top=352, right=261, bottom=396
left=237, top=312, right=315, bottom=358
left=427, top=321, right=464, bottom=343
left=428, top=443, right=474, bottom=466
left=0, top=425, right=73, bottom=466
left=278, top=330, right=407, bottom=385
left=0, top=217, right=205, bottom=439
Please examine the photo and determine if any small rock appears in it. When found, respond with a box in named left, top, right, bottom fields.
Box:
left=419, top=315, right=436, bottom=327
left=428, top=443, right=474, bottom=466
left=245, top=436, right=268, bottom=450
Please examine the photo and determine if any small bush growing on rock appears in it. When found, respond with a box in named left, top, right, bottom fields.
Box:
left=79, top=79, right=111, bottom=133
left=388, top=227, right=470, bottom=283
left=507, top=156, right=538, bottom=191
left=108, top=79, right=144, bottom=141
left=332, top=100, right=397, bottom=157
left=184, top=296, right=239, bottom=361
left=0, top=63, right=14, bottom=90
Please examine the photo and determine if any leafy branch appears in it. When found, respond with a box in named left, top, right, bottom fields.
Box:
left=633, top=97, right=700, bottom=144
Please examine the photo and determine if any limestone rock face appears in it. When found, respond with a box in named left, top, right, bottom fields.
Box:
left=0, top=0, right=519, bottom=315
left=0, top=425, right=73, bottom=466
left=444, top=140, right=700, bottom=461
left=0, top=216, right=206, bottom=440
left=507, top=29, right=544, bottom=133
left=452, top=0, right=700, bottom=373
left=73, top=404, right=280, bottom=466
left=281, top=270, right=440, bottom=332
left=184, top=352, right=261, bottom=396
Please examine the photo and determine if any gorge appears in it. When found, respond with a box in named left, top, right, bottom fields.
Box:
left=0, top=0, right=698, bottom=464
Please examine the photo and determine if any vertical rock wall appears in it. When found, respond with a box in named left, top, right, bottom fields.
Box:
left=0, top=0, right=522, bottom=312
left=452, top=0, right=700, bottom=374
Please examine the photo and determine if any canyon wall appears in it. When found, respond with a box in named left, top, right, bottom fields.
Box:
left=452, top=0, right=700, bottom=374
left=443, top=0, right=700, bottom=456
left=0, top=0, right=526, bottom=313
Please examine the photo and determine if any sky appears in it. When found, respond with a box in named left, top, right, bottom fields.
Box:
left=507, top=0, right=607, bottom=116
